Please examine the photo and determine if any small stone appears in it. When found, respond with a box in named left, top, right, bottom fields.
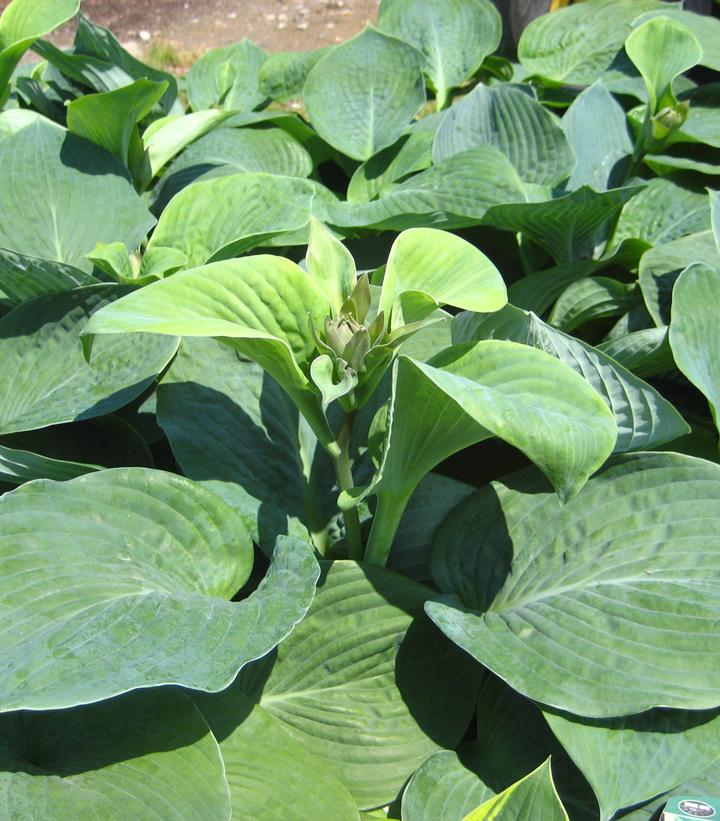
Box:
left=265, top=12, right=276, bottom=20
left=227, top=11, right=237, bottom=18
left=191, top=17, right=200, bottom=24
left=297, top=20, right=309, bottom=29
left=326, top=21, right=336, bottom=28
left=278, top=21, right=288, bottom=28
left=139, top=30, right=151, bottom=42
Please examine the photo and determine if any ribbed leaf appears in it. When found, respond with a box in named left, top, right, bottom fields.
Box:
left=427, top=453, right=720, bottom=717
left=0, top=468, right=318, bottom=712
left=454, top=305, right=688, bottom=453
left=0, top=689, right=231, bottom=820
left=197, top=561, right=480, bottom=810
left=548, top=276, right=639, bottom=332
left=145, top=172, right=315, bottom=268
left=377, top=0, right=501, bottom=109
left=670, top=262, right=720, bottom=430
left=632, top=8, right=720, bottom=72
left=0, top=443, right=98, bottom=484
left=545, top=707, right=720, bottom=821
left=517, top=0, right=672, bottom=85
left=185, top=39, right=267, bottom=111
left=0, top=250, right=95, bottom=310
left=433, top=84, right=574, bottom=186
left=0, top=119, right=153, bottom=270
left=258, top=47, right=332, bottom=102
left=0, top=285, right=177, bottom=435
left=304, top=26, right=425, bottom=161
left=356, top=342, right=616, bottom=564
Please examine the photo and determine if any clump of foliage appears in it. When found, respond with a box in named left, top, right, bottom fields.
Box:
left=1, top=0, right=720, bottom=817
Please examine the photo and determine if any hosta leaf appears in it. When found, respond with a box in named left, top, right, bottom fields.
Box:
left=196, top=691, right=359, bottom=821
left=610, top=177, right=710, bottom=248
left=402, top=676, right=594, bottom=821
left=0, top=0, right=80, bottom=105
left=145, top=172, right=315, bottom=268
left=151, top=126, right=313, bottom=213
left=0, top=468, right=318, bottom=712
left=462, top=760, right=569, bottom=821
left=347, top=131, right=434, bottom=204
left=186, top=38, right=267, bottom=111
left=379, top=228, right=507, bottom=325
left=142, top=109, right=236, bottom=180
left=562, top=83, right=632, bottom=191
left=427, top=452, right=720, bottom=717
left=517, top=0, right=673, bottom=85
left=483, top=186, right=640, bottom=264
left=73, top=13, right=178, bottom=113
left=66, top=78, right=166, bottom=170
left=548, top=276, right=639, bottom=332
left=632, top=8, right=720, bottom=72
left=157, top=337, right=336, bottom=552
left=0, top=249, right=95, bottom=310
left=625, top=16, right=702, bottom=112
left=0, top=443, right=97, bottom=484
left=0, top=119, right=154, bottom=270
left=304, top=26, right=425, bottom=161
left=388, top=473, right=476, bottom=582
left=622, top=759, right=720, bottom=820
left=454, top=305, right=688, bottom=453
left=377, top=0, right=501, bottom=109
left=197, top=561, right=480, bottom=810
left=0, top=285, right=178, bottom=435
left=327, top=146, right=526, bottom=231
left=597, top=326, right=674, bottom=378
left=356, top=342, right=616, bottom=565
left=0, top=689, right=231, bottom=820
left=670, top=262, right=720, bottom=430
left=83, top=256, right=335, bottom=450
left=432, top=84, right=574, bottom=186
left=258, top=47, right=332, bottom=102
left=711, top=187, right=720, bottom=251
left=544, top=707, right=720, bottom=821
left=638, top=230, right=720, bottom=325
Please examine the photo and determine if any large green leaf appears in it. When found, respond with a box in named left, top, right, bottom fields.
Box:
left=0, top=249, right=95, bottom=310
left=625, top=16, right=702, bottom=113
left=638, top=230, right=720, bottom=325
left=197, top=561, right=480, bottom=810
left=545, top=707, right=720, bottom=821
left=454, top=305, right=688, bottom=453
left=0, top=442, right=98, bottom=484
left=0, top=0, right=80, bottom=105
left=157, top=337, right=336, bottom=553
left=462, top=761, right=569, bottom=821
left=152, top=125, right=313, bottom=213
left=379, top=228, right=507, bottom=325
left=670, top=262, right=720, bottom=430
left=0, top=688, right=231, bottom=820
left=483, top=186, right=640, bottom=264
left=0, top=468, right=318, bottom=712
left=562, top=83, right=632, bottom=191
left=145, top=172, right=315, bottom=269
left=432, top=84, right=574, bottom=186
left=377, top=0, right=501, bottom=109
left=0, top=285, right=178, bottom=435
left=610, top=177, right=710, bottom=249
left=355, top=342, right=616, bottom=564
left=195, top=691, right=359, bottom=821
left=597, top=325, right=674, bottom=378
left=517, top=0, right=673, bottom=85
left=632, top=8, right=720, bottom=72
left=83, top=256, right=335, bottom=450
left=186, top=39, right=267, bottom=112
left=427, top=452, right=720, bottom=717
left=66, top=78, right=167, bottom=185
left=326, top=146, right=527, bottom=231
left=0, top=118, right=154, bottom=270
left=304, top=26, right=425, bottom=161
left=548, top=276, right=639, bottom=332
left=258, top=46, right=332, bottom=102
left=402, top=675, right=594, bottom=821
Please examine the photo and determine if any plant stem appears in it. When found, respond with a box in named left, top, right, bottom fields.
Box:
left=363, top=491, right=407, bottom=567
left=332, top=412, right=364, bottom=561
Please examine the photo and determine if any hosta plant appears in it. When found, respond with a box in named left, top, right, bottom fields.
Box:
left=0, top=0, right=719, bottom=818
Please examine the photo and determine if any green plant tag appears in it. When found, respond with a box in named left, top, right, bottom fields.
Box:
left=663, top=797, right=720, bottom=819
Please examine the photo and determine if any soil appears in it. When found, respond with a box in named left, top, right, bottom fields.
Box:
left=2, top=0, right=380, bottom=68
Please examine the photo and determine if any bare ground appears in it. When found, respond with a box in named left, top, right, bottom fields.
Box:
left=2, top=0, right=380, bottom=68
